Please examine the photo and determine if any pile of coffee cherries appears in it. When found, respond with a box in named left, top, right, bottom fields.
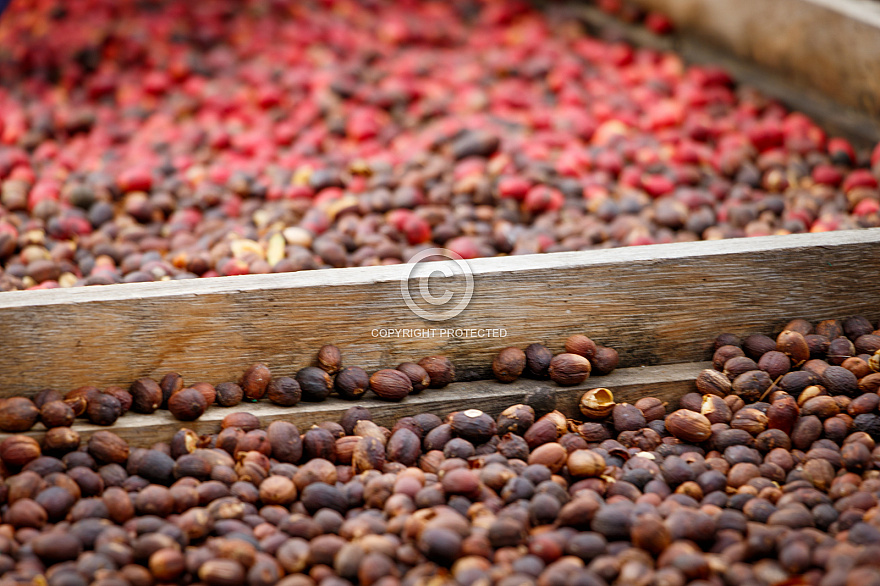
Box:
left=0, top=315, right=877, bottom=584
left=0, top=0, right=877, bottom=291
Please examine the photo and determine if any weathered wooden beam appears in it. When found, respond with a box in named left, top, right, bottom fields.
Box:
left=0, top=361, right=706, bottom=448
left=0, top=229, right=877, bottom=395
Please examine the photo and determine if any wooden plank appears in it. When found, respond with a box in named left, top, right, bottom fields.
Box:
left=0, top=362, right=705, bottom=448
left=555, top=2, right=880, bottom=145
left=0, top=229, right=877, bottom=396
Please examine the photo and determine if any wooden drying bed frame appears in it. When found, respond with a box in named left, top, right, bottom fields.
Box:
left=0, top=229, right=877, bottom=447
left=557, top=0, right=880, bottom=146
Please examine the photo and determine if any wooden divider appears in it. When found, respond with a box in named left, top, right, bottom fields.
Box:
left=0, top=362, right=706, bottom=448
left=0, top=229, right=877, bottom=396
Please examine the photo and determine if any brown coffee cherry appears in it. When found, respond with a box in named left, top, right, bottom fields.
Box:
left=800, top=396, right=840, bottom=419
left=340, top=406, right=372, bottom=436
left=848, top=392, right=880, bottom=416
left=66, top=385, right=100, bottom=407
left=805, top=334, right=831, bottom=358
left=592, top=347, right=620, bottom=375
left=767, top=395, right=799, bottom=435
left=316, top=344, right=342, bottom=374
left=369, top=370, right=413, bottom=401
left=565, top=335, right=597, bottom=360
left=86, top=394, right=121, bottom=426
left=695, top=369, right=732, bottom=396
left=0, top=435, right=41, bottom=467
left=567, top=449, right=606, bottom=477
left=168, top=388, right=207, bottom=421
left=492, top=347, right=526, bottom=383
left=665, top=409, right=712, bottom=443
left=422, top=422, right=452, bottom=451
left=528, top=442, right=567, bottom=472
left=335, top=435, right=359, bottom=465
left=259, top=475, right=298, bottom=506
left=855, top=334, right=880, bottom=355
left=859, top=373, right=880, bottom=393
left=778, top=370, right=818, bottom=397
left=796, top=385, right=825, bottom=407
left=497, top=404, right=536, bottom=436
left=731, top=407, right=768, bottom=435
left=679, top=392, right=703, bottom=412
left=802, top=359, right=830, bottom=378
left=267, top=421, right=302, bottom=464
left=842, top=357, right=871, bottom=379
left=579, top=388, right=614, bottom=419
left=87, top=431, right=129, bottom=464
left=386, top=429, right=421, bottom=466
left=32, top=389, right=62, bottom=409
left=523, top=343, right=553, bottom=378
left=844, top=315, right=874, bottom=341
left=743, top=334, right=776, bottom=360
left=700, top=394, right=732, bottom=424
left=549, top=353, right=591, bottom=386
left=396, top=362, right=431, bottom=394
left=159, top=372, right=184, bottom=409
left=0, top=397, right=39, bottom=432
left=611, top=402, right=645, bottom=431
left=496, top=433, right=530, bottom=461
left=40, top=400, right=75, bottom=428
left=31, top=531, right=82, bottom=562
left=130, top=378, right=162, bottom=414
left=827, top=336, right=855, bottom=365
left=335, top=367, right=370, bottom=400
left=43, top=427, right=80, bottom=454
left=240, top=363, right=272, bottom=401
left=777, top=330, right=810, bottom=365
left=5, top=498, right=47, bottom=528
left=266, top=377, right=302, bottom=407
left=418, top=356, right=455, bottom=388
left=190, top=382, right=216, bottom=406
left=215, top=382, right=244, bottom=407
left=791, top=415, right=823, bottom=451
left=102, top=386, right=133, bottom=413
left=353, top=436, right=386, bottom=472
left=540, top=410, right=568, bottom=436
left=450, top=409, right=497, bottom=443
left=758, top=351, right=791, bottom=378
left=714, top=345, right=745, bottom=370
left=199, top=559, right=246, bottom=586
left=784, top=318, right=813, bottom=336
left=296, top=367, right=333, bottom=402
left=149, top=548, right=186, bottom=581
left=522, top=418, right=558, bottom=449
left=732, top=370, right=773, bottom=403
left=441, top=468, right=480, bottom=498
left=822, top=365, right=859, bottom=397
left=815, top=319, right=843, bottom=339
left=635, top=397, right=666, bottom=421
left=723, top=356, right=759, bottom=380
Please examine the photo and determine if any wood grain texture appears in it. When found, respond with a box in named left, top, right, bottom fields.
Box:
left=0, top=229, right=877, bottom=396
left=0, top=362, right=705, bottom=448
